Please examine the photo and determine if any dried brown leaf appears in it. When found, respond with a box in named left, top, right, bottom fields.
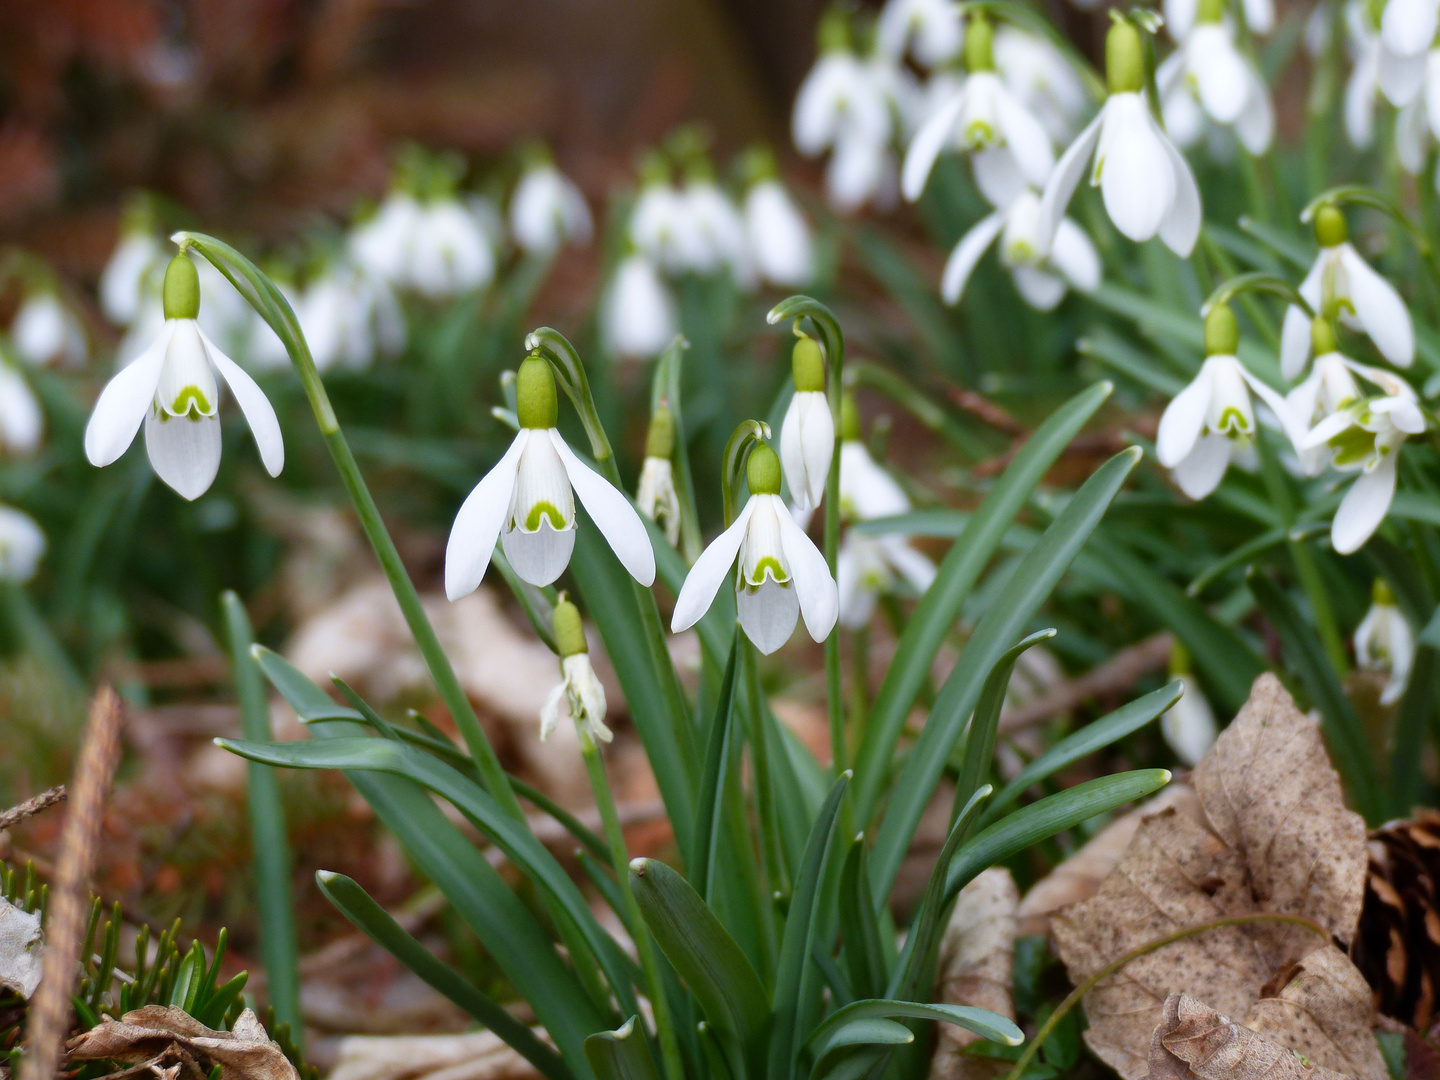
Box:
left=1144, top=994, right=1351, bottom=1080
left=0, top=896, right=43, bottom=998
left=1051, top=675, right=1382, bottom=1080
left=67, top=1005, right=300, bottom=1080
left=929, top=868, right=1018, bottom=1080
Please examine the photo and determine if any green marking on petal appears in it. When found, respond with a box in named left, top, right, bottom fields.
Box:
left=1216, top=407, right=1250, bottom=436
left=525, top=501, right=567, bottom=531
left=169, top=386, right=212, bottom=416
left=744, top=556, right=789, bottom=591
left=1329, top=425, right=1377, bottom=467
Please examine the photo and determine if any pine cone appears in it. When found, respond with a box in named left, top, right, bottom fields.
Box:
left=1351, top=811, right=1440, bottom=1032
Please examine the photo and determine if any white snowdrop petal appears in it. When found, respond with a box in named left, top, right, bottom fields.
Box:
left=502, top=519, right=577, bottom=587
left=672, top=500, right=756, bottom=632
left=200, top=327, right=284, bottom=477
left=1011, top=265, right=1068, bottom=310
left=1382, top=0, right=1436, bottom=61
left=144, top=409, right=222, bottom=501
left=84, top=322, right=175, bottom=467
left=995, top=89, right=1056, bottom=186
left=1157, top=125, right=1202, bottom=257
left=1156, top=368, right=1214, bottom=468
left=775, top=494, right=838, bottom=643
left=941, top=212, right=1005, bottom=305
left=1332, top=453, right=1398, bottom=554
left=1050, top=218, right=1102, bottom=292
left=0, top=366, right=44, bottom=456
left=1098, top=95, right=1176, bottom=243
left=551, top=430, right=656, bottom=587
left=0, top=506, right=45, bottom=583
left=1279, top=305, right=1312, bottom=381
left=902, top=91, right=965, bottom=201
left=737, top=575, right=801, bottom=655
left=1172, top=432, right=1232, bottom=499
left=1036, top=109, right=1103, bottom=248
left=445, top=431, right=529, bottom=600
left=1341, top=245, right=1415, bottom=367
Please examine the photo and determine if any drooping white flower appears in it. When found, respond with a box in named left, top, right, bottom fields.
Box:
left=779, top=336, right=834, bottom=512
left=903, top=17, right=1055, bottom=199
left=0, top=363, right=42, bottom=455
left=941, top=189, right=1101, bottom=310
left=445, top=354, right=656, bottom=597
left=299, top=264, right=405, bottom=373
left=672, top=444, right=837, bottom=654
left=541, top=598, right=612, bottom=744
left=1161, top=673, right=1218, bottom=765
left=351, top=192, right=494, bottom=298
left=630, top=158, right=701, bottom=275
left=1156, top=304, right=1300, bottom=499
left=839, top=439, right=912, bottom=521
left=83, top=253, right=284, bottom=501
left=994, top=27, right=1091, bottom=143
left=1278, top=206, right=1413, bottom=380
left=681, top=175, right=751, bottom=282
left=1341, top=0, right=1384, bottom=148
left=509, top=162, right=592, bottom=257
left=1354, top=580, right=1414, bottom=705
left=1395, top=58, right=1440, bottom=189
left=351, top=192, right=422, bottom=284
left=837, top=530, right=937, bottom=629
left=0, top=505, right=45, bottom=583
left=100, top=229, right=165, bottom=326
left=742, top=176, right=813, bottom=287
left=1165, top=0, right=1275, bottom=39
left=876, top=0, right=965, bottom=69
left=1037, top=21, right=1201, bottom=256
left=1378, top=0, right=1437, bottom=104
left=602, top=254, right=678, bottom=361
left=1157, top=19, right=1274, bottom=154
left=12, top=292, right=86, bottom=368
left=637, top=405, right=682, bottom=547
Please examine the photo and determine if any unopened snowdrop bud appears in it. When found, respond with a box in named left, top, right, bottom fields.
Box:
left=1037, top=18, right=1200, bottom=255
left=1280, top=204, right=1412, bottom=379
left=1161, top=647, right=1217, bottom=766
left=1354, top=579, right=1414, bottom=705
left=0, top=504, right=45, bottom=583
left=966, top=14, right=996, bottom=71
left=83, top=252, right=284, bottom=501
left=636, top=405, right=682, bottom=546
left=1204, top=301, right=1239, bottom=356
left=541, top=596, right=612, bottom=744
left=445, top=353, right=655, bottom=597
left=780, top=335, right=834, bottom=512
left=672, top=442, right=837, bottom=654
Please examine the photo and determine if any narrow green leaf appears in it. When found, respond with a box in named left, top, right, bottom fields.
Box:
left=586, top=1018, right=663, bottom=1080
left=870, top=448, right=1142, bottom=898
left=807, top=1001, right=1022, bottom=1056
left=838, top=837, right=886, bottom=1002
left=693, top=632, right=741, bottom=902
left=250, top=645, right=363, bottom=723
left=318, top=871, right=573, bottom=1080
left=808, top=1018, right=913, bottom=1080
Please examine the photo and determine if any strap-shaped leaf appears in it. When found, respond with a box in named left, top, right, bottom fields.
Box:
left=807, top=1000, right=1022, bottom=1056
left=808, top=1019, right=913, bottom=1080
left=250, top=645, right=362, bottom=722
left=693, top=631, right=741, bottom=902
left=837, top=837, right=886, bottom=1002
left=585, top=1017, right=662, bottom=1080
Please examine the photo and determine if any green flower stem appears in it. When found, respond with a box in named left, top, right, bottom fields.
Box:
left=578, top=730, right=684, bottom=1080
left=178, top=233, right=525, bottom=824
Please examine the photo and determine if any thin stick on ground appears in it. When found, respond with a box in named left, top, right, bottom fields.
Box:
left=0, top=787, right=66, bottom=834
left=21, top=687, right=123, bottom=1080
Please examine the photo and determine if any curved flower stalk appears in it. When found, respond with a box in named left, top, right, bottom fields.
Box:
left=672, top=442, right=836, bottom=654
left=0, top=362, right=42, bottom=455
left=1156, top=303, right=1299, bottom=499
left=636, top=404, right=683, bottom=546
left=0, top=504, right=45, bottom=583
left=941, top=189, right=1101, bottom=310
left=541, top=596, right=611, bottom=744
left=739, top=148, right=814, bottom=287
left=779, top=333, right=835, bottom=511
left=1278, top=205, right=1413, bottom=380
left=445, top=352, right=656, bottom=597
left=1037, top=18, right=1201, bottom=255
left=1354, top=579, right=1414, bottom=705
left=1165, top=0, right=1274, bottom=38
left=876, top=0, right=965, bottom=68
left=994, top=26, right=1091, bottom=143
left=601, top=251, right=678, bottom=361
left=83, top=253, right=284, bottom=500
left=1157, top=3, right=1274, bottom=155
left=508, top=156, right=592, bottom=258
left=12, top=292, right=86, bottom=368
left=902, top=15, right=1056, bottom=200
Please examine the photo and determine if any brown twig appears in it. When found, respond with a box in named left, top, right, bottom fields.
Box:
left=0, top=787, right=66, bottom=833
left=22, top=687, right=124, bottom=1080
left=948, top=387, right=1028, bottom=437
left=998, top=632, right=1173, bottom=735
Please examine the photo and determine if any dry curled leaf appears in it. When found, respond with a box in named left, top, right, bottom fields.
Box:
left=0, top=896, right=43, bottom=998
left=329, top=1030, right=543, bottom=1080
left=1144, top=994, right=1351, bottom=1080
left=1051, top=675, right=1383, bottom=1080
left=929, top=868, right=1018, bottom=1080
left=67, top=1006, right=299, bottom=1080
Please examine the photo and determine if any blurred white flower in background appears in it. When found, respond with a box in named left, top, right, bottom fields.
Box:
left=631, top=156, right=702, bottom=274
left=1340, top=0, right=1383, bottom=149
left=1354, top=580, right=1414, bottom=705
left=12, top=292, right=86, bottom=367
left=741, top=166, right=813, bottom=287
left=100, top=224, right=165, bottom=326
left=1377, top=0, right=1436, bottom=104
left=994, top=27, right=1090, bottom=143
left=0, top=505, right=45, bottom=584
left=299, top=264, right=405, bottom=373
left=1161, top=672, right=1218, bottom=765
left=352, top=189, right=494, bottom=299
left=1158, top=17, right=1274, bottom=155
left=509, top=158, right=592, bottom=258
left=1396, top=67, right=1440, bottom=190
left=681, top=169, right=752, bottom=282
left=602, top=253, right=678, bottom=361
left=876, top=0, right=965, bottom=69
left=1165, top=0, right=1274, bottom=39
left=0, top=363, right=43, bottom=455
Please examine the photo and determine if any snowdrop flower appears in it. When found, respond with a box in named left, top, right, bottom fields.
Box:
left=1396, top=63, right=1440, bottom=188
left=351, top=192, right=422, bottom=284
left=631, top=158, right=701, bottom=274
left=780, top=335, right=834, bottom=512
left=636, top=405, right=682, bottom=547
left=12, top=292, right=86, bottom=367
left=1342, top=0, right=1384, bottom=147
left=300, top=264, right=404, bottom=373
left=100, top=227, right=164, bottom=326
left=876, top=0, right=965, bottom=68
left=541, top=597, right=612, bottom=744
left=994, top=27, right=1091, bottom=143
left=1157, top=3, right=1274, bottom=155
left=602, top=253, right=678, bottom=361
left=445, top=353, right=655, bottom=597
left=681, top=169, right=751, bottom=281
left=741, top=159, right=813, bottom=287
left=0, top=363, right=42, bottom=455
left=1165, top=0, right=1274, bottom=39
left=1354, top=579, right=1414, bottom=705
left=903, top=17, right=1056, bottom=200
left=1378, top=0, right=1436, bottom=104
left=1156, top=304, right=1299, bottom=499
left=840, top=434, right=912, bottom=522
left=837, top=530, right=937, bottom=628
left=352, top=191, right=493, bottom=298
left=1278, top=206, right=1413, bottom=380
left=510, top=160, right=592, bottom=258
left=1161, top=668, right=1218, bottom=765
left=83, top=253, right=284, bottom=501
left=1038, top=19, right=1201, bottom=256
left=672, top=444, right=836, bottom=654
left=0, top=505, right=45, bottom=583
left=941, top=189, right=1101, bottom=310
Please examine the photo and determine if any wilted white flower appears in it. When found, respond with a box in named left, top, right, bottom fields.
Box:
left=779, top=336, right=834, bottom=512
left=1037, top=21, right=1201, bottom=256
left=876, top=0, right=965, bottom=68
left=83, top=253, right=284, bottom=501
left=445, top=354, right=655, bottom=597
left=541, top=598, right=612, bottom=744
left=1354, top=580, right=1414, bottom=705
left=672, top=444, right=837, bottom=655
left=0, top=505, right=45, bottom=583
left=509, top=162, right=592, bottom=257
left=0, top=363, right=42, bottom=455
left=1278, top=206, right=1413, bottom=380
left=994, top=27, right=1091, bottom=143
left=636, top=406, right=682, bottom=547
left=602, top=254, right=678, bottom=361
left=742, top=175, right=813, bottom=287
left=1156, top=304, right=1299, bottom=500
left=941, top=189, right=1101, bottom=310
left=1158, top=18, right=1274, bottom=154
left=100, top=229, right=165, bottom=326
left=12, top=293, right=86, bottom=368
left=1161, top=673, right=1218, bottom=765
